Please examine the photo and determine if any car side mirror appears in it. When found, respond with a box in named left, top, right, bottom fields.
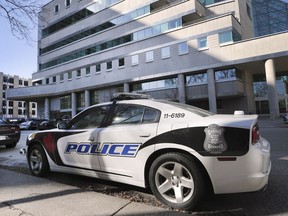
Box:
left=57, top=122, right=68, bottom=129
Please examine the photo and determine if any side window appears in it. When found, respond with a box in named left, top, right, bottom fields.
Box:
left=111, top=105, right=144, bottom=125
left=143, top=108, right=158, bottom=123
left=70, top=105, right=110, bottom=129
left=111, top=104, right=159, bottom=125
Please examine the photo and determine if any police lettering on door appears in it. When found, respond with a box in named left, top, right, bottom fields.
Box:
left=65, top=143, right=141, bottom=157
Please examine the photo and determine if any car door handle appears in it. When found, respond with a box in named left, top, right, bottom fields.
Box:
left=139, top=133, right=151, bottom=138
left=88, top=137, right=95, bottom=142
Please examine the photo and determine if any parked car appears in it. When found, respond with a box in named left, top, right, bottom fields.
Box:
left=38, top=120, right=56, bottom=130
left=0, top=118, right=21, bottom=149
left=19, top=121, right=38, bottom=130
left=22, top=93, right=271, bottom=210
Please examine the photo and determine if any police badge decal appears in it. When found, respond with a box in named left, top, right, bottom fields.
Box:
left=203, top=124, right=227, bottom=154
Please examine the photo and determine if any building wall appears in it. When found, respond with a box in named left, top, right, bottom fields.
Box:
left=0, top=72, right=37, bottom=119
left=6, top=0, right=288, bottom=119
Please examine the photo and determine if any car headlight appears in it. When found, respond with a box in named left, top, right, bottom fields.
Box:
left=28, top=133, right=36, bottom=141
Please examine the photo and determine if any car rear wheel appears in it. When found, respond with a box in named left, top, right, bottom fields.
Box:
left=28, top=144, right=50, bottom=177
left=149, top=153, right=204, bottom=210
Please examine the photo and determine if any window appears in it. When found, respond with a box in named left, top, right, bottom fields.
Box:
left=86, top=67, right=90, bottom=75
left=161, top=47, right=170, bottom=59
left=107, top=61, right=112, bottom=70
left=111, top=105, right=145, bottom=125
left=219, top=30, right=241, bottom=45
left=53, top=76, right=56, bottom=83
left=90, top=90, right=100, bottom=105
left=198, top=37, right=208, bottom=50
left=118, top=58, right=125, bottom=68
left=46, top=78, right=49, bottom=84
left=54, top=4, right=60, bottom=13
left=111, top=105, right=158, bottom=125
left=132, top=78, right=178, bottom=91
left=77, top=92, right=85, bottom=108
left=60, top=95, right=71, bottom=109
left=178, top=42, right=188, bottom=55
left=60, top=73, right=64, bottom=82
left=70, top=105, right=110, bottom=129
left=96, top=64, right=101, bottom=73
left=146, top=51, right=154, bottom=62
left=65, top=0, right=71, bottom=7
left=186, top=73, right=208, bottom=84
left=219, top=31, right=232, bottom=44
left=68, top=71, right=72, bottom=80
left=215, top=68, right=242, bottom=81
left=131, top=55, right=139, bottom=66
left=77, top=69, right=81, bottom=78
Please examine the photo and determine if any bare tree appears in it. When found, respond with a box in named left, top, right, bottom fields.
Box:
left=0, top=0, right=43, bottom=43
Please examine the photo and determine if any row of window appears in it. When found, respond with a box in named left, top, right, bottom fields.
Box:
left=58, top=68, right=240, bottom=110
left=40, top=24, right=240, bottom=70
left=2, top=77, right=29, bottom=86
left=43, top=0, right=121, bottom=37
left=133, top=68, right=241, bottom=91
left=45, top=38, right=243, bottom=85
left=2, top=109, right=36, bottom=116
left=41, top=5, right=151, bottom=54
left=2, top=100, right=36, bottom=108
left=40, top=18, right=182, bottom=70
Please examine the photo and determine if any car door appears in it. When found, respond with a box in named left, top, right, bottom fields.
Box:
left=57, top=104, right=111, bottom=171
left=95, top=103, right=160, bottom=177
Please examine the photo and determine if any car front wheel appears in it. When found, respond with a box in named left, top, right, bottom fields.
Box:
left=149, top=153, right=204, bottom=210
left=28, top=144, right=50, bottom=177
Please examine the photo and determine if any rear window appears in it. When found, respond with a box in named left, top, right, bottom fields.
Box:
left=161, top=101, right=213, bottom=117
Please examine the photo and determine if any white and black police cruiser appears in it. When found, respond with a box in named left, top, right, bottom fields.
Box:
left=23, top=93, right=271, bottom=210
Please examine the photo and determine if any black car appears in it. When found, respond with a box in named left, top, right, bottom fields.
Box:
left=38, top=120, right=57, bottom=130
left=0, top=118, right=21, bottom=148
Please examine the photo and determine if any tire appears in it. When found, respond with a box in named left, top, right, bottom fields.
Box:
left=5, top=142, right=17, bottom=149
left=149, top=153, right=204, bottom=210
left=28, top=144, right=50, bottom=177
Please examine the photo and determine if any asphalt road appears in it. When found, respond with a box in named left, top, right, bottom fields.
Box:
left=0, top=120, right=287, bottom=215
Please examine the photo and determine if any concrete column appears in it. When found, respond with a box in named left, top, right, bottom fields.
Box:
left=124, top=83, right=130, bottom=93
left=25, top=102, right=30, bottom=119
left=71, top=92, right=77, bottom=117
left=178, top=74, right=186, bottom=103
left=85, top=90, right=90, bottom=108
left=44, top=98, right=50, bottom=120
left=265, top=59, right=279, bottom=119
left=207, top=69, right=217, bottom=113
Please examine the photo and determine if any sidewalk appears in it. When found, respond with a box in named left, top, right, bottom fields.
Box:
left=0, top=169, right=189, bottom=216
left=258, top=116, right=287, bottom=128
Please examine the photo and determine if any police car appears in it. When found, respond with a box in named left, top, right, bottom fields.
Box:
left=24, top=93, right=271, bottom=210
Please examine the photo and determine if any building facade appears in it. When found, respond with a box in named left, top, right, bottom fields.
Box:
left=0, top=72, right=37, bottom=119
left=252, top=0, right=288, bottom=37
left=7, top=0, right=288, bottom=120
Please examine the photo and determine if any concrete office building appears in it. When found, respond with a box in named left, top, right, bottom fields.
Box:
left=0, top=72, right=37, bottom=119
left=7, top=0, right=288, bottom=120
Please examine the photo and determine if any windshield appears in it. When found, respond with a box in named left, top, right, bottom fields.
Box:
left=161, top=101, right=214, bottom=117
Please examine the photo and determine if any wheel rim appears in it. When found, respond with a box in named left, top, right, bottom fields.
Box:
left=155, top=161, right=194, bottom=204
left=29, top=149, right=43, bottom=174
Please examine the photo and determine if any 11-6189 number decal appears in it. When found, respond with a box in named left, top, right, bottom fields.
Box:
left=163, top=113, right=185, bottom=118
